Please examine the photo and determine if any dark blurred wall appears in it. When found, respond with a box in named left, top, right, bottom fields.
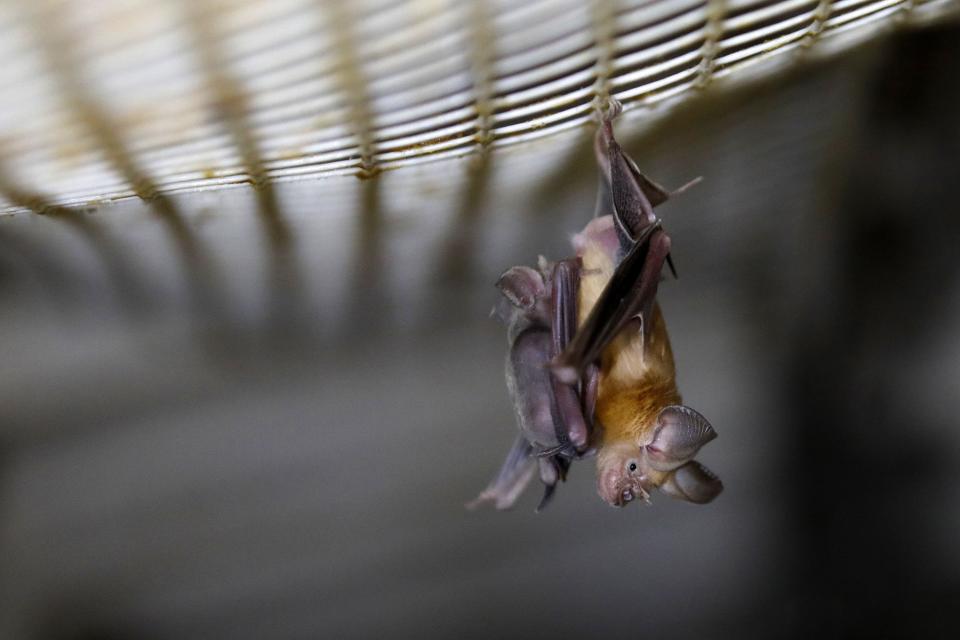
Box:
left=781, top=27, right=960, bottom=639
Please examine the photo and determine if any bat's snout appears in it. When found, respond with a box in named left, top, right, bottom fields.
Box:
left=597, top=465, right=650, bottom=508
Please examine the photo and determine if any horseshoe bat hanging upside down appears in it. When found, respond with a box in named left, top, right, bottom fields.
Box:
left=469, top=101, right=722, bottom=511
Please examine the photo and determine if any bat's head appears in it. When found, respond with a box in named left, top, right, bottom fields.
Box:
left=597, top=405, right=722, bottom=507
left=597, top=440, right=656, bottom=507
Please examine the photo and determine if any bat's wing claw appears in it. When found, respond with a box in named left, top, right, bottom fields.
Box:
left=533, top=456, right=570, bottom=512
left=666, top=253, right=678, bottom=279
left=534, top=483, right=557, bottom=513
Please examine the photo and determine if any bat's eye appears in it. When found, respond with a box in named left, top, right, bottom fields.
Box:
left=627, top=460, right=638, bottom=473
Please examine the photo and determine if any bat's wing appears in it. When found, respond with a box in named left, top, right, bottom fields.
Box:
left=547, top=258, right=591, bottom=454
left=593, top=127, right=669, bottom=218
left=553, top=105, right=684, bottom=382
left=471, top=259, right=592, bottom=511
left=466, top=433, right=536, bottom=510
left=553, top=223, right=671, bottom=383
left=594, top=102, right=698, bottom=272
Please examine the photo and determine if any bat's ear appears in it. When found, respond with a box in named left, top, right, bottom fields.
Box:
left=646, top=405, right=717, bottom=471
left=496, top=266, right=544, bottom=310
left=660, top=461, right=723, bottom=504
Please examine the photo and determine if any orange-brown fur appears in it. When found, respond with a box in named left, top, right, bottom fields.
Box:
left=577, top=229, right=681, bottom=449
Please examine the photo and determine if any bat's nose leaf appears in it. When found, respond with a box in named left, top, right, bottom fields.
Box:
left=647, top=405, right=717, bottom=471
left=660, top=461, right=723, bottom=504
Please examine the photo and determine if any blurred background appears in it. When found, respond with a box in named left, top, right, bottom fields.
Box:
left=1, top=1, right=959, bottom=639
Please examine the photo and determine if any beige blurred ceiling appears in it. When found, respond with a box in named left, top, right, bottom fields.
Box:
left=0, top=0, right=956, bottom=215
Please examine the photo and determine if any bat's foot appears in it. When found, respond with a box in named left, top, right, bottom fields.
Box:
left=535, top=483, right=556, bottom=513
left=599, top=97, right=623, bottom=123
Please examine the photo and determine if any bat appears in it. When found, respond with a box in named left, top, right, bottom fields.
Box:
left=469, top=100, right=722, bottom=511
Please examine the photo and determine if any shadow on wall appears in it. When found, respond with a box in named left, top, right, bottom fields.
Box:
left=779, top=26, right=960, bottom=639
